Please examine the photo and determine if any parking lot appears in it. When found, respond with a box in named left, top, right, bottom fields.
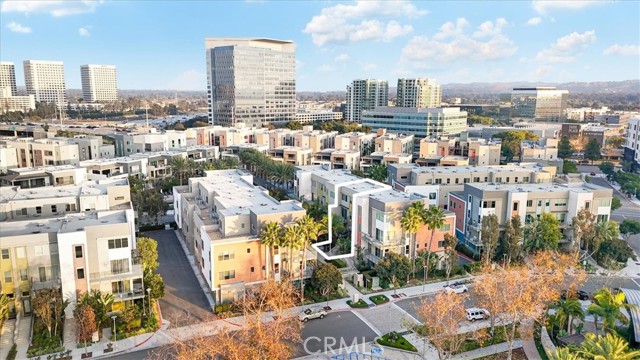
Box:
left=145, top=230, right=213, bottom=326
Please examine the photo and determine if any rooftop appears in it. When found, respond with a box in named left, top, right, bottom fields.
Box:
left=0, top=178, right=128, bottom=203
left=369, top=189, right=424, bottom=203
left=410, top=164, right=549, bottom=175
left=466, top=182, right=610, bottom=193
left=0, top=210, right=128, bottom=237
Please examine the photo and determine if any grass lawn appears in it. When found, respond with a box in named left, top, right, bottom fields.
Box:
left=369, top=294, right=389, bottom=305
left=376, top=332, right=417, bottom=352
left=347, top=299, right=369, bottom=308
left=330, top=259, right=348, bottom=268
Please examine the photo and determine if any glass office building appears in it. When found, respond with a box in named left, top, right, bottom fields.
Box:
left=511, top=87, right=569, bottom=122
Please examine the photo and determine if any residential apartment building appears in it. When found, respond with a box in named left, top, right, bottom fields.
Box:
left=311, top=149, right=362, bottom=170
left=561, top=123, right=622, bottom=149
left=23, top=60, right=67, bottom=106
left=623, top=117, right=640, bottom=171
left=268, top=146, right=313, bottom=166
left=566, top=107, right=609, bottom=122
left=294, top=165, right=455, bottom=265
left=0, top=62, right=17, bottom=96
left=520, top=138, right=559, bottom=161
left=361, top=152, right=412, bottom=171
left=0, top=89, right=36, bottom=113
left=374, top=131, right=414, bottom=155
left=293, top=129, right=338, bottom=153
left=345, top=79, right=389, bottom=123
left=80, top=64, right=118, bottom=102
left=510, top=87, right=569, bottom=122
left=1, top=165, right=87, bottom=188
left=470, top=123, right=561, bottom=140
left=362, top=107, right=467, bottom=142
left=334, top=132, right=377, bottom=156
left=0, top=178, right=141, bottom=318
left=419, top=136, right=501, bottom=166
left=454, top=182, right=613, bottom=255
left=0, top=145, right=18, bottom=172
left=1, top=137, right=80, bottom=168
left=205, top=37, right=296, bottom=127
left=113, top=130, right=192, bottom=156
left=388, top=163, right=557, bottom=209
left=173, top=169, right=307, bottom=303
left=396, top=78, right=442, bottom=108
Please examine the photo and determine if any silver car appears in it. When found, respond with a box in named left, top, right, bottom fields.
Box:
left=299, top=308, right=327, bottom=322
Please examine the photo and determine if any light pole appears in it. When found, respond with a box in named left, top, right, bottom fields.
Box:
left=422, top=265, right=427, bottom=291
left=146, top=288, right=151, bottom=315
left=111, top=315, right=117, bottom=347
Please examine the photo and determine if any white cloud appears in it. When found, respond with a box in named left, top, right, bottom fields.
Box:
left=535, top=30, right=596, bottom=63
left=303, top=0, right=427, bottom=46
left=6, top=21, right=31, bottom=33
left=362, top=63, right=378, bottom=71
left=318, top=64, right=334, bottom=72
left=401, top=18, right=517, bottom=64
left=78, top=26, right=91, bottom=37
left=532, top=0, right=610, bottom=15
left=334, top=54, right=350, bottom=62
left=1, top=0, right=103, bottom=17
left=527, top=17, right=542, bottom=26
left=535, top=65, right=553, bottom=78
left=168, top=70, right=206, bottom=91
left=603, top=44, right=640, bottom=56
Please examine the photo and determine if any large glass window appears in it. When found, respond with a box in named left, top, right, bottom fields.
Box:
left=110, top=259, right=130, bottom=274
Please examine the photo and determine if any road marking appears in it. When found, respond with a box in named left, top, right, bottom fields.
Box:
left=350, top=310, right=382, bottom=337
left=392, top=303, right=421, bottom=325
left=633, top=278, right=640, bottom=289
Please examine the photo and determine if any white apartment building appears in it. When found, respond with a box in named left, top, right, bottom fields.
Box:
left=205, top=38, right=296, bottom=127
left=296, top=110, right=343, bottom=123
left=173, top=170, right=308, bottom=303
left=113, top=130, right=192, bottom=156
left=623, top=117, right=640, bottom=170
left=1, top=165, right=87, bottom=188
left=1, top=137, right=80, bottom=168
left=346, top=79, right=389, bottom=123
left=419, top=136, right=502, bottom=166
left=23, top=60, right=67, bottom=106
left=0, top=145, right=18, bottom=172
left=80, top=64, right=118, bottom=102
left=0, top=88, right=36, bottom=113
left=0, top=62, right=17, bottom=96
left=362, top=107, right=467, bottom=142
left=0, top=178, right=141, bottom=318
left=520, top=138, right=559, bottom=161
left=397, top=78, right=442, bottom=108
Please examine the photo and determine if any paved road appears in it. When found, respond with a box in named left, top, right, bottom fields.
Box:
left=145, top=230, right=213, bottom=325
left=589, top=176, right=640, bottom=222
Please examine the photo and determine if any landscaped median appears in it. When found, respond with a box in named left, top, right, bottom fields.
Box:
left=346, top=299, right=369, bottom=308
left=369, top=294, right=389, bottom=305
left=375, top=331, right=417, bottom=352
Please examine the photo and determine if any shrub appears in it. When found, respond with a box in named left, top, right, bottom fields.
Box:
left=455, top=243, right=480, bottom=261
left=463, top=262, right=483, bottom=274
left=347, top=299, right=369, bottom=308
left=138, top=224, right=165, bottom=232
left=215, top=303, right=232, bottom=314
left=330, top=259, right=348, bottom=268
left=376, top=332, right=417, bottom=352
left=369, top=295, right=389, bottom=305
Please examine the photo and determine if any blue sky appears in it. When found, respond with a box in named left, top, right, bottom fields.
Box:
left=1, top=0, right=638, bottom=91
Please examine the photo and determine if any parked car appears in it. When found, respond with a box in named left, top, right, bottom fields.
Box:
left=444, top=284, right=468, bottom=294
left=466, top=308, right=489, bottom=321
left=299, top=307, right=327, bottom=322
left=561, top=289, right=589, bottom=300
left=590, top=172, right=596, bottom=176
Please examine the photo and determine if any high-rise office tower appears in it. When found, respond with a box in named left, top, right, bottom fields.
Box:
left=511, top=87, right=569, bottom=122
left=345, top=79, right=388, bottom=123
left=23, top=60, right=67, bottom=106
left=0, top=62, right=17, bottom=96
left=396, top=78, right=442, bottom=108
left=205, top=37, right=296, bottom=127
left=80, top=64, right=118, bottom=102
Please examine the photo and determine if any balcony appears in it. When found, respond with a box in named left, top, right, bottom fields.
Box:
left=112, top=288, right=146, bottom=302
left=90, top=264, right=143, bottom=283
left=31, top=277, right=61, bottom=291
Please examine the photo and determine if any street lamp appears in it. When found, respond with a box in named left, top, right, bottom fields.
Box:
left=111, top=315, right=117, bottom=347
left=146, top=288, right=151, bottom=315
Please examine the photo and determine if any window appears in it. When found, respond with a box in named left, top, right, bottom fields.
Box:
left=491, top=201, right=496, bottom=208
left=66, top=204, right=76, bottom=211
left=375, top=228, right=384, bottom=241
left=439, top=224, right=451, bottom=231
left=405, top=245, right=410, bottom=255
left=218, top=251, right=235, bottom=261
left=523, top=177, right=529, bottom=182
left=537, top=200, right=542, bottom=207
left=473, top=177, right=480, bottom=182
left=455, top=178, right=459, bottom=184
left=16, top=247, right=25, bottom=258
left=585, top=202, right=590, bottom=209
left=218, top=270, right=236, bottom=280
left=38, top=267, right=46, bottom=282
left=111, top=259, right=130, bottom=274
left=437, top=241, right=445, bottom=248
left=112, top=281, right=125, bottom=293
left=36, top=206, right=42, bottom=214
left=20, top=269, right=28, bottom=281
left=75, top=246, right=83, bottom=258
left=555, top=201, right=567, bottom=207
left=34, top=244, right=48, bottom=256
left=115, top=196, right=125, bottom=200
left=464, top=178, right=470, bottom=183
left=514, top=177, right=519, bottom=182
left=247, top=248, right=251, bottom=254
left=4, top=271, right=11, bottom=283
left=495, top=177, right=502, bottom=183
left=545, top=200, right=550, bottom=207
left=77, top=268, right=85, bottom=279
left=429, top=192, right=437, bottom=200
left=375, top=212, right=385, bottom=221
left=513, top=202, right=518, bottom=211
left=108, top=238, right=129, bottom=249
left=51, top=205, right=57, bottom=213
left=1, top=249, right=9, bottom=260
left=446, top=178, right=451, bottom=184
left=435, top=178, right=442, bottom=185
left=506, top=177, right=510, bottom=183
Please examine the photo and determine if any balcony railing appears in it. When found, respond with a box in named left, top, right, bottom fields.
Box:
left=90, top=264, right=142, bottom=282
left=113, top=288, right=146, bottom=301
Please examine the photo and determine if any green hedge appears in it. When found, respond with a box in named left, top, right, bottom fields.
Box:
left=377, top=332, right=417, bottom=352
left=330, top=259, right=348, bottom=268
left=6, top=344, right=17, bottom=360
left=347, top=299, right=369, bottom=308
left=369, top=295, right=389, bottom=305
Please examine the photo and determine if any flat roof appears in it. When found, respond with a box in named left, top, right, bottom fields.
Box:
left=0, top=178, right=128, bottom=203
left=0, top=210, right=128, bottom=237
left=369, top=189, right=424, bottom=203
left=411, top=164, right=549, bottom=175
left=466, top=182, right=609, bottom=193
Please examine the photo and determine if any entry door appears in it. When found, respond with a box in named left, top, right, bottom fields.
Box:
left=23, top=298, right=32, bottom=314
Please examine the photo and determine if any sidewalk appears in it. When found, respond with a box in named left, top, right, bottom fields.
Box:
left=0, top=319, right=15, bottom=359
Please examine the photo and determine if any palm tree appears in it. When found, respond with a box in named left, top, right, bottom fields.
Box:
left=422, top=206, right=446, bottom=281
left=297, top=215, right=326, bottom=304
left=586, top=221, right=619, bottom=258
left=578, top=333, right=640, bottom=360
left=283, top=224, right=303, bottom=277
left=588, top=288, right=633, bottom=333
left=260, top=222, right=282, bottom=278
left=551, top=348, right=582, bottom=360
left=401, top=202, right=425, bottom=278
left=554, top=298, right=584, bottom=335
left=170, top=156, right=187, bottom=185
left=0, top=294, right=10, bottom=322
left=186, top=158, right=198, bottom=179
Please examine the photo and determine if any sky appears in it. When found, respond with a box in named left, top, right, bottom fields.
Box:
left=1, top=0, right=639, bottom=91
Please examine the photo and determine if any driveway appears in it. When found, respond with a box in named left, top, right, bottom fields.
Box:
left=144, top=230, right=213, bottom=326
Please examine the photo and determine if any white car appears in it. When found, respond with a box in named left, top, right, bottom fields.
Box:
left=466, top=308, right=489, bottom=321
left=444, top=284, right=469, bottom=294
left=299, top=308, right=327, bottom=322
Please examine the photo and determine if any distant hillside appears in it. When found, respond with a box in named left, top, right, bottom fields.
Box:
left=442, top=80, right=639, bottom=95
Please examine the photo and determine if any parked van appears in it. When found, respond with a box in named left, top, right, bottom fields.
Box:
left=466, top=308, right=489, bottom=321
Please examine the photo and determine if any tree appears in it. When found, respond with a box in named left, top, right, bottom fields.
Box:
left=32, top=288, right=55, bottom=337
left=500, top=215, right=523, bottom=265
left=442, top=233, right=458, bottom=283
left=137, top=237, right=159, bottom=276
left=75, top=303, right=97, bottom=356
left=599, top=162, right=616, bottom=179
left=297, top=215, right=326, bottom=303
left=611, top=197, right=622, bottom=211
left=551, top=347, right=581, bottom=360
left=606, top=136, right=625, bottom=150
left=563, top=160, right=579, bottom=174
left=619, top=219, right=640, bottom=241
left=368, top=164, right=388, bottom=183
left=572, top=208, right=597, bottom=252
left=578, top=333, right=640, bottom=360
left=374, top=252, right=411, bottom=293
left=286, top=121, right=302, bottom=130
left=524, top=213, right=562, bottom=252
left=590, top=221, right=620, bottom=265
left=480, top=214, right=500, bottom=265
left=170, top=156, right=187, bottom=185
left=422, top=206, right=446, bottom=281
left=260, top=222, right=282, bottom=278
left=310, top=263, right=342, bottom=302
left=146, top=272, right=165, bottom=299
left=553, top=298, right=584, bottom=335
left=119, top=305, right=137, bottom=332
left=492, top=130, right=539, bottom=162
left=416, top=291, right=470, bottom=360
left=584, top=138, right=602, bottom=164
left=558, top=136, right=574, bottom=159
left=401, top=201, right=426, bottom=277
left=282, top=224, right=303, bottom=276
left=588, top=288, right=632, bottom=333
left=0, top=294, right=10, bottom=323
